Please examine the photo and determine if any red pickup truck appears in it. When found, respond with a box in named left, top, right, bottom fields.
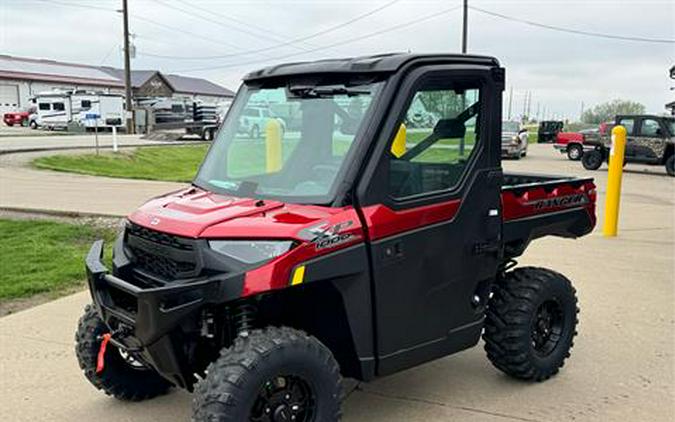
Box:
left=553, top=131, right=586, bottom=160
left=2, top=110, right=30, bottom=127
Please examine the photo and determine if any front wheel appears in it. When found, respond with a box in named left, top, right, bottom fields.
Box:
left=666, top=155, right=675, bottom=177
left=567, top=144, right=583, bottom=161
left=192, top=327, right=343, bottom=422
left=483, top=267, right=579, bottom=381
left=75, top=305, right=172, bottom=401
left=30, top=120, right=38, bottom=129
left=582, top=150, right=603, bottom=170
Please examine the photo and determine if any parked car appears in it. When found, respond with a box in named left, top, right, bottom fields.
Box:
left=582, top=114, right=675, bottom=176
left=538, top=120, right=563, bottom=143
left=501, top=120, right=528, bottom=158
left=238, top=106, right=285, bottom=138
left=3, top=110, right=30, bottom=126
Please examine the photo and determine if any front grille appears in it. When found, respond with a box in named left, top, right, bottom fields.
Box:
left=127, top=223, right=194, bottom=251
left=129, top=246, right=197, bottom=280
left=125, top=223, right=199, bottom=281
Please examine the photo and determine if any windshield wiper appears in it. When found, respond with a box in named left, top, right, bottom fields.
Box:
left=288, top=85, right=371, bottom=98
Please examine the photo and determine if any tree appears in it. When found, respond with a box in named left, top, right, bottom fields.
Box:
left=581, top=99, right=646, bottom=124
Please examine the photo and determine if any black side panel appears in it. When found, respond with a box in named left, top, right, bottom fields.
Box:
left=371, top=169, right=499, bottom=376
left=257, top=244, right=376, bottom=381
left=502, top=207, right=595, bottom=258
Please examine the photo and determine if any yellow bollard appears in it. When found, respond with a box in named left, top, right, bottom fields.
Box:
left=265, top=119, right=282, bottom=173
left=390, top=123, right=407, bottom=158
left=602, top=125, right=626, bottom=237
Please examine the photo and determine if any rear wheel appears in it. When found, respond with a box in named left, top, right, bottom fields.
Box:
left=75, top=305, right=172, bottom=401
left=483, top=267, right=579, bottom=381
left=666, top=155, right=675, bottom=177
left=582, top=150, right=603, bottom=170
left=192, top=327, right=342, bottom=422
left=567, top=144, right=583, bottom=161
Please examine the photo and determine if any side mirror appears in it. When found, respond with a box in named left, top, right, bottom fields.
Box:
left=655, top=128, right=663, bottom=137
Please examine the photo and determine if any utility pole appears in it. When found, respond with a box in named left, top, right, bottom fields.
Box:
left=122, top=0, right=134, bottom=134
left=526, top=91, right=532, bottom=120
left=462, top=0, right=468, bottom=53
left=507, top=86, right=513, bottom=120
left=580, top=101, right=585, bottom=121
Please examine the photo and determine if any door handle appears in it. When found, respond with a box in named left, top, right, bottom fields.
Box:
left=381, top=240, right=404, bottom=265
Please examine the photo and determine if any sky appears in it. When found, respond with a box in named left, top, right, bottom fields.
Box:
left=1, top=0, right=673, bottom=121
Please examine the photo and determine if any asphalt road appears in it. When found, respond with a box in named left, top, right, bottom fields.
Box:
left=0, top=143, right=673, bottom=421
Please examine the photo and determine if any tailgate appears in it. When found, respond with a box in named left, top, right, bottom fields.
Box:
left=501, top=173, right=597, bottom=256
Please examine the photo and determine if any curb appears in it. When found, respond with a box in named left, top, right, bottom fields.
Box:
left=0, top=140, right=210, bottom=155
left=0, top=206, right=125, bottom=219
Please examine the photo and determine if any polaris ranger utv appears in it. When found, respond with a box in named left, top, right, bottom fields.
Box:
left=76, top=54, right=597, bottom=421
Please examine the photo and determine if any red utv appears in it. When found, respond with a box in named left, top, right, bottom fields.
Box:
left=76, top=54, right=596, bottom=421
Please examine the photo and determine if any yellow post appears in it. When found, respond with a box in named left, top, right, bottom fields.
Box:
left=265, top=119, right=282, bottom=173
left=390, top=123, right=407, bottom=158
left=602, top=125, right=626, bottom=237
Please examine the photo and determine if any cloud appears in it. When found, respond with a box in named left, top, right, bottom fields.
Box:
left=1, top=0, right=673, bottom=118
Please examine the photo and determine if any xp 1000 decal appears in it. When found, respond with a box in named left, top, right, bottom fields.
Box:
left=298, top=221, right=356, bottom=250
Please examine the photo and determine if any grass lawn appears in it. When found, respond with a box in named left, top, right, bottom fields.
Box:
left=32, top=131, right=480, bottom=183
left=0, top=219, right=116, bottom=301
left=33, top=145, right=209, bottom=182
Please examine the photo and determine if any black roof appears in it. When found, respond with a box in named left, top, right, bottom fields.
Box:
left=244, top=53, right=500, bottom=81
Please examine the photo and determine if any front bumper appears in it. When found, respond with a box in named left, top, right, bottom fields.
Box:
left=85, top=240, right=245, bottom=388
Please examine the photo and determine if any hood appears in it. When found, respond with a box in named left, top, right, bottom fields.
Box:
left=128, top=187, right=346, bottom=240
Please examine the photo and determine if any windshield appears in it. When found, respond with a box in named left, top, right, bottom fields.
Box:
left=195, top=80, right=384, bottom=204
left=502, top=121, right=519, bottom=133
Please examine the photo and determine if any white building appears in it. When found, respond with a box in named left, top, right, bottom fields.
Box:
left=0, top=55, right=235, bottom=114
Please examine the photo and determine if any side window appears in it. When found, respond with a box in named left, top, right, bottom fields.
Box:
left=638, top=119, right=661, bottom=137
left=53, top=102, right=65, bottom=111
left=617, top=118, right=634, bottom=135
left=81, top=100, right=92, bottom=109
left=388, top=85, right=480, bottom=198
left=38, top=103, right=50, bottom=111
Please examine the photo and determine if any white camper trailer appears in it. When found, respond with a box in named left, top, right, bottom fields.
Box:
left=32, top=90, right=124, bottom=130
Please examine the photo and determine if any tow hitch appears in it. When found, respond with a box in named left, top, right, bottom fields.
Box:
left=96, top=333, right=112, bottom=374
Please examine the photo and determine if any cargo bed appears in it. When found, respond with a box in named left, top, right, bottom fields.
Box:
left=500, top=172, right=596, bottom=258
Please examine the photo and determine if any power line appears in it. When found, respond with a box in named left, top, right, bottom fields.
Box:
left=188, top=2, right=325, bottom=51
left=31, top=0, right=116, bottom=12
left=174, top=5, right=462, bottom=73
left=140, top=0, right=403, bottom=61
left=131, top=15, right=247, bottom=52
left=153, top=0, right=311, bottom=52
left=470, top=5, right=675, bottom=44
left=152, top=0, right=294, bottom=51
left=30, top=0, right=246, bottom=52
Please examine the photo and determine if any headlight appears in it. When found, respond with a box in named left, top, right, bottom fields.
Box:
left=208, top=240, right=293, bottom=264
left=511, top=135, right=519, bottom=144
